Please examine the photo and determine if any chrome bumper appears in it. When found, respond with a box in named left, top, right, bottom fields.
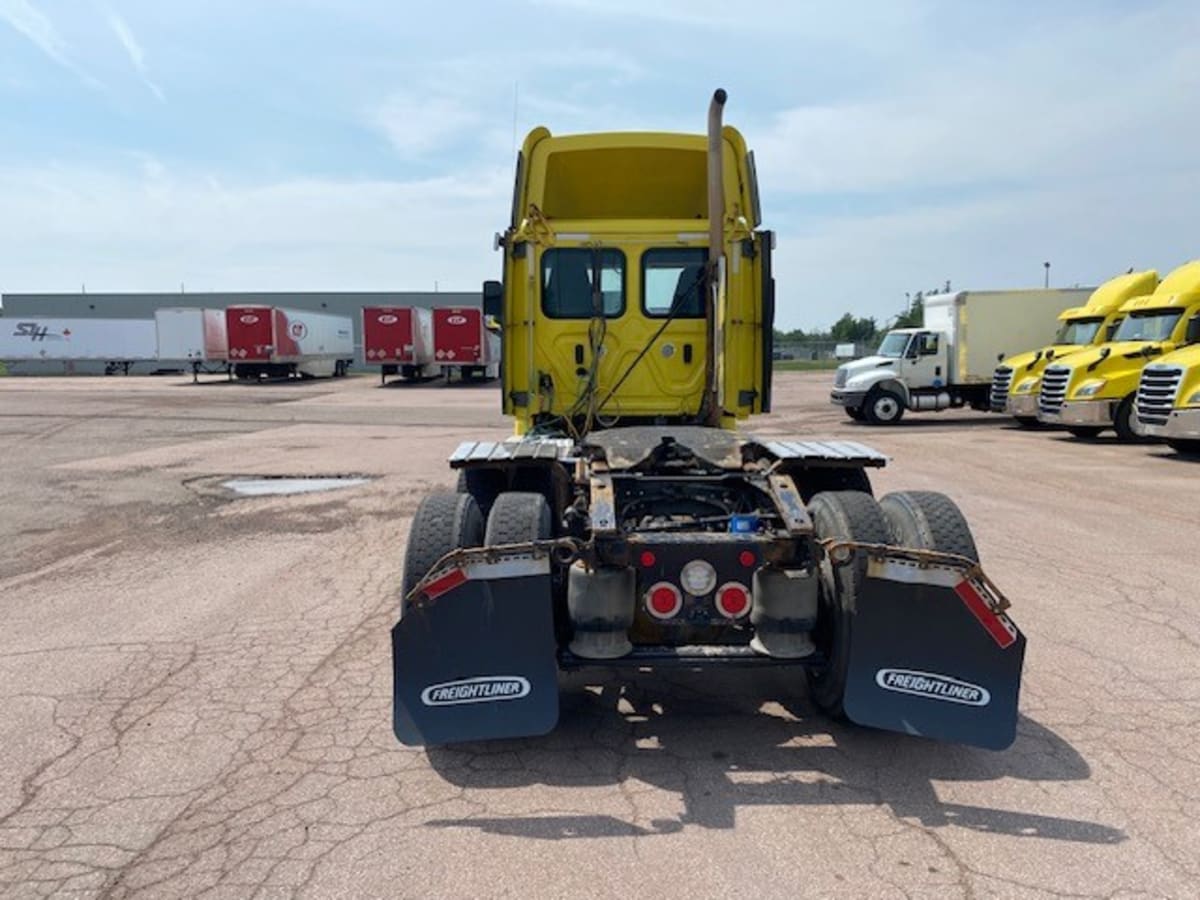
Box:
left=1141, top=407, right=1200, bottom=440
left=1040, top=399, right=1114, bottom=426
left=1006, top=394, right=1038, bottom=417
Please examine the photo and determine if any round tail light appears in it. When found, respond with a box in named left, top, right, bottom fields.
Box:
left=715, top=582, right=751, bottom=619
left=645, top=582, right=683, bottom=620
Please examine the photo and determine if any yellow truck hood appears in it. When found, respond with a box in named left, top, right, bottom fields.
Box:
left=1055, top=341, right=1167, bottom=378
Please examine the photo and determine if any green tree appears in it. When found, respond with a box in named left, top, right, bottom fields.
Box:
left=830, top=313, right=878, bottom=343
left=893, top=292, right=923, bottom=328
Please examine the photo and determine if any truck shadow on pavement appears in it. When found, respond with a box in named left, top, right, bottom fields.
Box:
left=425, top=668, right=1123, bottom=844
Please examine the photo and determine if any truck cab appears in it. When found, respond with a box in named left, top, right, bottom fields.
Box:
left=485, top=125, right=774, bottom=435
left=1134, top=327, right=1200, bottom=454
left=992, top=270, right=1157, bottom=426
left=1038, top=260, right=1200, bottom=440
left=832, top=328, right=949, bottom=423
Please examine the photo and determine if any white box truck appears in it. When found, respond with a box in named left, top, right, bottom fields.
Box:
left=154, top=308, right=230, bottom=381
left=225, top=306, right=355, bottom=380
left=831, top=288, right=1091, bottom=424
left=1, top=318, right=156, bottom=374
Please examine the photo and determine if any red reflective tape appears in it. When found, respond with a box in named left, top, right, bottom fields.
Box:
left=422, top=567, right=467, bottom=600
left=954, top=579, right=1018, bottom=649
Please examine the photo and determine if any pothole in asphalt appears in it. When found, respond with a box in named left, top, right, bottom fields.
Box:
left=220, top=475, right=372, bottom=497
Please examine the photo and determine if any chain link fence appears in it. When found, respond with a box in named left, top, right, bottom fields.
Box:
left=773, top=340, right=871, bottom=362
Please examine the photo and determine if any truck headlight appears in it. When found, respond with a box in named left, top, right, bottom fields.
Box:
left=1188, top=391, right=1200, bottom=407
left=1076, top=380, right=1106, bottom=397
left=1015, top=378, right=1038, bottom=393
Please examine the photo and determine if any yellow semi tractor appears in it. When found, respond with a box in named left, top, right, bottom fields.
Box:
left=391, top=91, right=1026, bottom=752
left=1038, top=261, right=1200, bottom=440
left=1135, top=339, right=1200, bottom=455
left=991, top=270, right=1158, bottom=426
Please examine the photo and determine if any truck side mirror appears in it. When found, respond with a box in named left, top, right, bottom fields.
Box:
left=1105, top=320, right=1121, bottom=341
left=482, top=280, right=503, bottom=323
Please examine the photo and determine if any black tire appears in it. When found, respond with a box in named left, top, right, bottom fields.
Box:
left=1113, top=395, right=1141, bottom=442
left=879, top=490, right=979, bottom=562
left=1015, top=416, right=1040, bottom=428
left=401, top=491, right=484, bottom=600
left=1168, top=439, right=1200, bottom=456
left=844, top=406, right=865, bottom=422
left=863, top=387, right=905, bottom=425
left=1067, top=426, right=1104, bottom=439
left=806, top=491, right=892, bottom=718
left=456, top=468, right=505, bottom=519
left=485, top=492, right=552, bottom=545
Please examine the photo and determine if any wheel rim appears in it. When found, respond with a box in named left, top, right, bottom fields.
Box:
left=874, top=396, right=900, bottom=420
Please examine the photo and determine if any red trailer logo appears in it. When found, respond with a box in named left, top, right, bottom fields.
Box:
left=290, top=322, right=308, bottom=340
left=378, top=314, right=399, bottom=325
left=446, top=314, right=468, bottom=326
left=240, top=314, right=259, bottom=325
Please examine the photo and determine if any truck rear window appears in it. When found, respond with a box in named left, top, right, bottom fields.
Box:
left=642, top=248, right=707, bottom=318
left=541, top=248, right=625, bottom=319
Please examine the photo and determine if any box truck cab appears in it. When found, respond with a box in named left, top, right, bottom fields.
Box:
left=1038, top=260, right=1200, bottom=440
left=992, top=270, right=1157, bottom=426
left=1134, top=335, right=1200, bottom=454
left=832, top=288, right=1088, bottom=425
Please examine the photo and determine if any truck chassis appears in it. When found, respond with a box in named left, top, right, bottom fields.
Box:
left=393, top=426, right=1025, bottom=750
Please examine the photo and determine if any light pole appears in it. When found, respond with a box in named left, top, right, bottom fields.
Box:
left=1043, top=261, right=1051, bottom=288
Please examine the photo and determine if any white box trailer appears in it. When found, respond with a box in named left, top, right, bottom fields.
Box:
left=225, top=305, right=354, bottom=380
left=362, top=306, right=439, bottom=383
left=154, top=308, right=230, bottom=382
left=832, top=288, right=1091, bottom=424
left=0, top=318, right=156, bottom=374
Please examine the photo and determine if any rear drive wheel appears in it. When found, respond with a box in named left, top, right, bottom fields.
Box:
left=1113, top=395, right=1141, bottom=442
left=863, top=388, right=905, bottom=425
left=1067, top=426, right=1104, bottom=439
left=1168, top=439, right=1200, bottom=456
left=401, top=491, right=484, bottom=601
left=485, top=492, right=553, bottom=545
left=456, top=468, right=506, bottom=519
left=844, top=406, right=865, bottom=422
left=879, top=491, right=979, bottom=562
left=806, top=491, right=892, bottom=718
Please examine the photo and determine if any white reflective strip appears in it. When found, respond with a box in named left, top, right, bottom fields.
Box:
left=867, top=557, right=963, bottom=588
left=676, top=232, right=707, bottom=241
left=555, top=233, right=590, bottom=241
left=463, top=557, right=550, bottom=581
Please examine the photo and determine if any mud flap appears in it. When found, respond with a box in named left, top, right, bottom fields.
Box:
left=392, top=557, right=559, bottom=746
left=843, top=557, right=1026, bottom=750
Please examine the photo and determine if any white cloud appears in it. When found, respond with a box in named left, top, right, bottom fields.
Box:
left=105, top=8, right=164, bottom=102
left=371, top=93, right=481, bottom=157
left=0, top=161, right=511, bottom=294
left=0, top=0, right=101, bottom=89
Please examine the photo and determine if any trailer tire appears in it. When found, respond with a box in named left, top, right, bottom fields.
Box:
left=401, top=491, right=484, bottom=602
left=1113, top=395, right=1141, bottom=442
left=879, top=490, right=979, bottom=563
left=863, top=387, right=904, bottom=425
left=806, top=491, right=892, bottom=718
left=456, top=468, right=505, bottom=519
left=485, top=492, right=553, bottom=545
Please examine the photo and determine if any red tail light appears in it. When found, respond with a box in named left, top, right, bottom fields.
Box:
left=715, top=582, right=751, bottom=619
left=645, top=582, right=683, bottom=619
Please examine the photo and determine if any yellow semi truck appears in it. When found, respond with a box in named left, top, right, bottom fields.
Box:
left=391, top=91, right=1026, bottom=751
left=1038, top=261, right=1200, bottom=440
left=991, top=270, right=1157, bottom=426
left=1134, top=338, right=1200, bottom=455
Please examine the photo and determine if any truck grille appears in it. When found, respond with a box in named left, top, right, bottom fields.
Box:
left=1135, top=366, right=1183, bottom=427
left=1039, top=366, right=1071, bottom=416
left=990, top=366, right=1013, bottom=412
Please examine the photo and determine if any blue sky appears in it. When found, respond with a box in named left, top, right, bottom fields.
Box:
left=1, top=0, right=1197, bottom=329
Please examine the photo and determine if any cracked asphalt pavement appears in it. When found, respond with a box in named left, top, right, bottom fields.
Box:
left=1, top=373, right=1197, bottom=898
